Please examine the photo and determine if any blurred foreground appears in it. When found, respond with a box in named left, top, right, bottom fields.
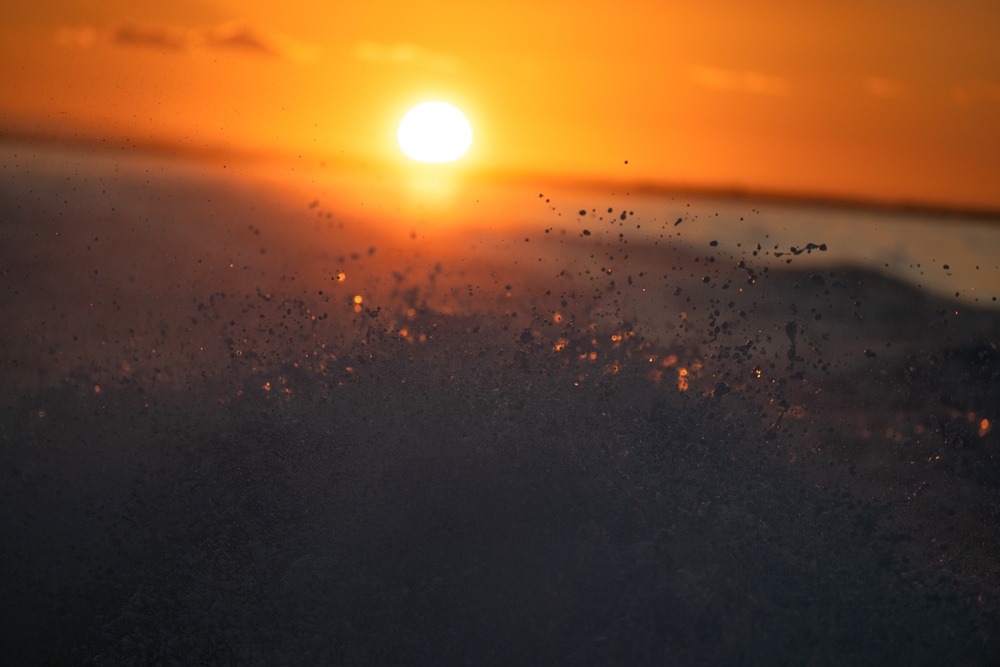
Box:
left=2, top=144, right=999, bottom=664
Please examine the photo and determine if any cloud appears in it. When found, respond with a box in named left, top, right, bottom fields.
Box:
left=951, top=81, right=1000, bottom=106
left=353, top=40, right=462, bottom=73
left=54, top=21, right=319, bottom=63
left=864, top=76, right=905, bottom=99
left=689, top=65, right=790, bottom=96
left=54, top=25, right=101, bottom=48
left=202, top=22, right=319, bottom=62
left=109, top=22, right=190, bottom=50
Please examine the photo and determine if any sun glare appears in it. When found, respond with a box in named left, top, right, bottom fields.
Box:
left=397, top=102, right=472, bottom=164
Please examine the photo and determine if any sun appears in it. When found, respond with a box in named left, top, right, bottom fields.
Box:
left=397, top=101, right=472, bottom=163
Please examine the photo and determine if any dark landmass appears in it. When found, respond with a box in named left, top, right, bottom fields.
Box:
left=4, top=131, right=999, bottom=220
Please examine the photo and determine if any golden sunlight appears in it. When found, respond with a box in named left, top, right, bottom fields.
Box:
left=397, top=101, right=472, bottom=163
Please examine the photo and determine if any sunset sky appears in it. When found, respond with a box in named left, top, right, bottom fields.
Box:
left=3, top=0, right=999, bottom=211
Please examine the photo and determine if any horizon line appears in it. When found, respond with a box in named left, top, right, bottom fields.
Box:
left=3, top=127, right=999, bottom=223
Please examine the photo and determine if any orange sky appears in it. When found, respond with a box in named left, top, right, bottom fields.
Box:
left=3, top=0, right=1000, bottom=211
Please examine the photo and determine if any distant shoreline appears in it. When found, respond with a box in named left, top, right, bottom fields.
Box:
left=3, top=129, right=1000, bottom=223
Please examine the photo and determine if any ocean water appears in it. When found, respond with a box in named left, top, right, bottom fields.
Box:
left=2, top=143, right=999, bottom=664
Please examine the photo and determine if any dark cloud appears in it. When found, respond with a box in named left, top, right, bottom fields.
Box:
left=55, top=21, right=318, bottom=62
left=110, top=22, right=189, bottom=50
left=203, top=22, right=318, bottom=62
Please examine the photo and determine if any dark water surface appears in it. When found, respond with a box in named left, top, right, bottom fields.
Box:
left=2, top=144, right=999, bottom=664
